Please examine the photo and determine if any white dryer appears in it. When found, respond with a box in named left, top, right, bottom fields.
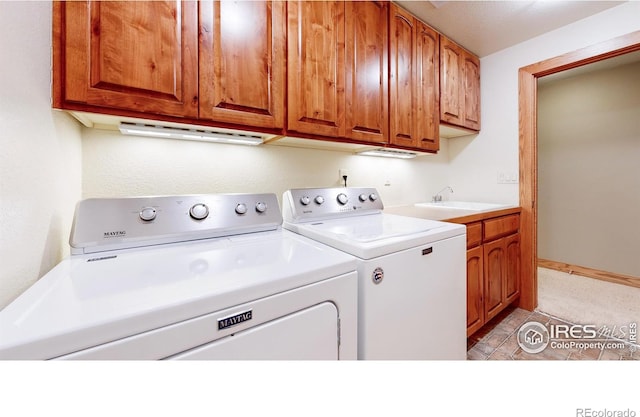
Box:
left=283, top=187, right=467, bottom=360
left=0, top=193, right=357, bottom=360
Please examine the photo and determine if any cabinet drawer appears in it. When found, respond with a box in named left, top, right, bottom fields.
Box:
left=483, top=214, right=519, bottom=241
left=466, top=222, right=482, bottom=249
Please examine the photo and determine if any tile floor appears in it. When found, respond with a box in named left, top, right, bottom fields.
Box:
left=467, top=305, right=639, bottom=360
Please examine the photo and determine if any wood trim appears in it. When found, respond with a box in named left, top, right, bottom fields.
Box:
left=518, top=30, right=640, bottom=311
left=538, top=259, right=640, bottom=289
left=52, top=1, right=63, bottom=108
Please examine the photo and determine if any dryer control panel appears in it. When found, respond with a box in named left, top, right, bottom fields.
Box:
left=283, top=187, right=383, bottom=223
left=70, top=193, right=282, bottom=254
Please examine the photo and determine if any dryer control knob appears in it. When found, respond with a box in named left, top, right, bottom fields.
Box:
left=369, top=193, right=378, bottom=202
left=235, top=203, right=248, bottom=215
left=255, top=202, right=267, bottom=213
left=189, top=203, right=209, bottom=220
left=139, top=207, right=157, bottom=222
left=337, top=193, right=349, bottom=205
left=314, top=196, right=325, bottom=205
left=359, top=193, right=368, bottom=202
left=300, top=196, right=311, bottom=206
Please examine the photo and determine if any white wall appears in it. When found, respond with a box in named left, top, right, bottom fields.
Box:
left=449, top=1, right=640, bottom=203
left=81, top=128, right=450, bottom=206
left=538, top=61, right=640, bottom=277
left=1, top=1, right=640, bottom=310
left=0, top=1, right=82, bottom=308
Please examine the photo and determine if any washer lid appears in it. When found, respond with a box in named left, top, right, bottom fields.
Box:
left=0, top=231, right=356, bottom=359
left=284, top=214, right=465, bottom=259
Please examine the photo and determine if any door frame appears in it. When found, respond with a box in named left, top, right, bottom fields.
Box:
left=517, top=30, right=640, bottom=310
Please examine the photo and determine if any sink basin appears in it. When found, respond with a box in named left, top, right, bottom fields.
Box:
left=414, top=201, right=507, bottom=211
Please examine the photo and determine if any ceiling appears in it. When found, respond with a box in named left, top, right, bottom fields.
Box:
left=395, top=0, right=626, bottom=57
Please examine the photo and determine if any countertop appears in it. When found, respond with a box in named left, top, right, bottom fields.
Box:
left=384, top=204, right=522, bottom=224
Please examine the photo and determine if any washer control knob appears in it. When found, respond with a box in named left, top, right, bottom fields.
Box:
left=235, top=203, right=248, bottom=215
left=300, top=196, right=311, bottom=206
left=359, top=193, right=368, bottom=202
left=255, top=202, right=267, bottom=213
left=189, top=203, right=209, bottom=220
left=314, top=196, right=325, bottom=205
left=337, top=193, right=349, bottom=205
left=369, top=193, right=378, bottom=202
left=139, top=207, right=157, bottom=222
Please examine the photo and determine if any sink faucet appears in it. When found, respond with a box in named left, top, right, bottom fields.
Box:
left=432, top=186, right=453, bottom=202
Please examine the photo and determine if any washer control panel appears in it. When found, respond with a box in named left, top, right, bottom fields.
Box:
left=283, top=187, right=383, bottom=223
left=70, top=193, right=282, bottom=254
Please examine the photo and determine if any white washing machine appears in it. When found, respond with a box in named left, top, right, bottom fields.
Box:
left=283, top=187, right=467, bottom=360
left=0, top=193, right=357, bottom=360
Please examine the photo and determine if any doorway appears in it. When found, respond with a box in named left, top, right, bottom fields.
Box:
left=517, top=30, right=640, bottom=311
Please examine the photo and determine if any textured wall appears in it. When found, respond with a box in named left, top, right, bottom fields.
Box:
left=0, top=1, right=82, bottom=308
left=81, top=127, right=450, bottom=208
left=538, top=61, right=640, bottom=277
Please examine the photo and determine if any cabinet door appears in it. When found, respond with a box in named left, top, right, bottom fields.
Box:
left=440, top=36, right=480, bottom=131
left=483, top=238, right=505, bottom=322
left=389, top=5, right=439, bottom=151
left=504, top=233, right=521, bottom=304
left=287, top=1, right=345, bottom=138
left=440, top=36, right=463, bottom=127
left=344, top=1, right=388, bottom=144
left=463, top=53, right=481, bottom=130
left=53, top=1, right=198, bottom=118
left=415, top=21, right=440, bottom=151
left=466, top=245, right=484, bottom=337
left=389, top=5, right=415, bottom=148
left=199, top=0, right=285, bottom=129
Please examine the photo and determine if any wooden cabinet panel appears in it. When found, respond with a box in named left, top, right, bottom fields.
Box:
left=288, top=1, right=388, bottom=144
left=484, top=238, right=505, bottom=322
left=199, top=0, right=285, bottom=129
left=505, top=233, right=521, bottom=304
left=344, top=1, right=388, bottom=144
left=484, top=214, right=519, bottom=241
left=415, top=21, right=440, bottom=151
left=466, top=222, right=482, bottom=249
left=389, top=6, right=415, bottom=148
left=287, top=1, right=345, bottom=138
left=389, top=4, right=439, bottom=151
left=466, top=245, right=484, bottom=337
left=440, top=36, right=480, bottom=131
left=463, top=54, right=481, bottom=130
left=54, top=1, right=199, bottom=118
left=440, top=37, right=462, bottom=126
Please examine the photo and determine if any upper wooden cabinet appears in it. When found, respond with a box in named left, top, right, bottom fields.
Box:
left=287, top=1, right=388, bottom=144
left=53, top=1, right=480, bottom=152
left=440, top=36, right=481, bottom=131
left=199, top=0, right=285, bottom=129
left=53, top=1, right=199, bottom=118
left=345, top=1, right=389, bottom=144
left=389, top=4, right=439, bottom=152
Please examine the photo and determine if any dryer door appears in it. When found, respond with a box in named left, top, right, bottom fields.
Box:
left=168, top=302, right=339, bottom=360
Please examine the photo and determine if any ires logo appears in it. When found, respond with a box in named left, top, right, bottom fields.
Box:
left=548, top=324, right=597, bottom=339
left=518, top=320, right=635, bottom=354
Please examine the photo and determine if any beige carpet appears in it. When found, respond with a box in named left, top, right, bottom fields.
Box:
left=537, top=267, right=640, bottom=330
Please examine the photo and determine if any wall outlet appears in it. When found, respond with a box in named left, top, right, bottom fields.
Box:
left=339, top=169, right=349, bottom=181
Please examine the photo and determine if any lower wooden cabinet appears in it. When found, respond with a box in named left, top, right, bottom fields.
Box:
left=465, top=213, right=521, bottom=337
left=466, top=245, right=484, bottom=336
